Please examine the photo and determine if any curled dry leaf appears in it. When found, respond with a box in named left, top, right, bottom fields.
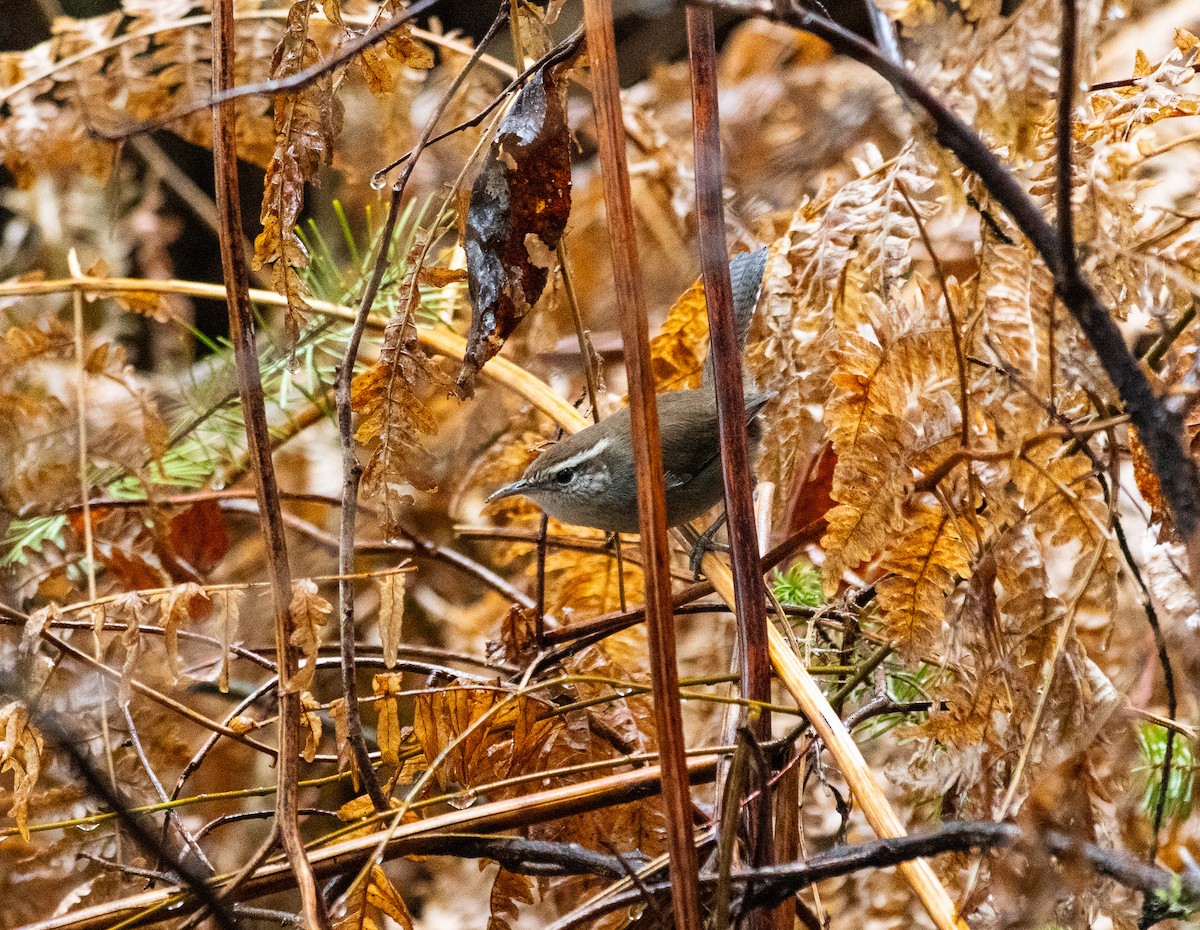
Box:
left=329, top=697, right=358, bottom=789
left=351, top=0, right=434, bottom=96
left=0, top=702, right=43, bottom=842
left=378, top=568, right=407, bottom=669
left=876, top=496, right=971, bottom=656
left=254, top=0, right=345, bottom=343
left=158, top=582, right=209, bottom=684
left=289, top=578, right=332, bottom=693
left=113, top=592, right=150, bottom=704
left=228, top=715, right=260, bottom=735
left=457, top=55, right=574, bottom=395
left=300, top=691, right=322, bottom=763
left=373, top=673, right=404, bottom=769
left=216, top=590, right=242, bottom=694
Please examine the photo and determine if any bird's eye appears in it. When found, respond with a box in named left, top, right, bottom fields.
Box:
left=554, top=468, right=574, bottom=485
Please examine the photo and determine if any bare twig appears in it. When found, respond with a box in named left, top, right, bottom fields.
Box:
left=1056, top=0, right=1079, bottom=271
left=209, top=3, right=327, bottom=927
left=333, top=2, right=509, bottom=813
left=547, top=820, right=1198, bottom=929
left=120, top=702, right=214, bottom=875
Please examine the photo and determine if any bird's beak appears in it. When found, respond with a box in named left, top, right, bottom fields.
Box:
left=486, top=478, right=531, bottom=504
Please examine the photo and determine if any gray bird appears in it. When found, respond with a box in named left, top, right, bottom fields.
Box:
left=487, top=248, right=771, bottom=537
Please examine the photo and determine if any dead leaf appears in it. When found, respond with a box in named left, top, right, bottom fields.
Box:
left=487, top=867, right=535, bottom=930
left=216, top=590, right=241, bottom=694
left=289, top=578, right=332, bottom=693
left=373, top=673, right=404, bottom=769
left=0, top=702, right=43, bottom=841
left=329, top=697, right=357, bottom=789
left=300, top=691, right=322, bottom=763
left=378, top=569, right=406, bottom=670
left=458, top=54, right=573, bottom=395
left=157, top=582, right=209, bottom=684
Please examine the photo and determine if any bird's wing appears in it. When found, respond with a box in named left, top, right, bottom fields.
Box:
left=657, top=389, right=773, bottom=487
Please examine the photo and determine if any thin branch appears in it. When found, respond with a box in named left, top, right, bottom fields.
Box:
left=119, top=702, right=214, bottom=875
left=1056, top=0, right=1079, bottom=271
left=209, top=3, right=327, bottom=927
left=548, top=820, right=1197, bottom=930
left=333, top=2, right=509, bottom=813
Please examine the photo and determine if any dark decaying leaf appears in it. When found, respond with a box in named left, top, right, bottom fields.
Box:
left=457, top=58, right=573, bottom=395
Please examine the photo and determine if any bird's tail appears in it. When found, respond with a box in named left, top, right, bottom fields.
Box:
left=701, top=246, right=769, bottom=390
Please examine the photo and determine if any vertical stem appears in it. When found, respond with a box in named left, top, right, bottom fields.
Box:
left=334, top=7, right=508, bottom=813
left=685, top=4, right=774, bottom=905
left=1056, top=0, right=1078, bottom=269
left=70, top=249, right=121, bottom=867
left=580, top=2, right=702, bottom=928
left=209, top=4, right=329, bottom=928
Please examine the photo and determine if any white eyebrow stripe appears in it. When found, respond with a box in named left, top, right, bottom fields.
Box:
left=547, top=437, right=611, bottom=473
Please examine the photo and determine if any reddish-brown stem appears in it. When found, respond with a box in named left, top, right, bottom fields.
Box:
left=209, top=3, right=328, bottom=927
left=685, top=8, right=774, bottom=903
left=580, top=1, right=702, bottom=927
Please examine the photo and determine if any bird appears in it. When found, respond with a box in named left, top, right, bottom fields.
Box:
left=487, top=248, right=771, bottom=540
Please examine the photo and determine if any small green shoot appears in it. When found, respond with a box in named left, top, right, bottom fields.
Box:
left=772, top=561, right=823, bottom=608
left=1135, top=723, right=1196, bottom=825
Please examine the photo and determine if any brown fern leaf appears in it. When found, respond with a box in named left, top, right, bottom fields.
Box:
left=487, top=868, right=535, bottom=930
left=542, top=550, right=643, bottom=621
left=333, top=864, right=414, bottom=930
left=253, top=0, right=343, bottom=341
left=877, top=496, right=971, bottom=656
left=0, top=3, right=281, bottom=184
left=649, top=274, right=709, bottom=391
left=351, top=1, right=434, bottom=96
left=821, top=321, right=960, bottom=596
left=412, top=688, right=558, bottom=797
left=0, top=701, right=43, bottom=841
left=352, top=306, right=440, bottom=535
left=748, top=146, right=937, bottom=499
left=1008, top=444, right=1106, bottom=550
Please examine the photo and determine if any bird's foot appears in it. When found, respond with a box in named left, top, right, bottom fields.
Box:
left=688, top=512, right=729, bottom=579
